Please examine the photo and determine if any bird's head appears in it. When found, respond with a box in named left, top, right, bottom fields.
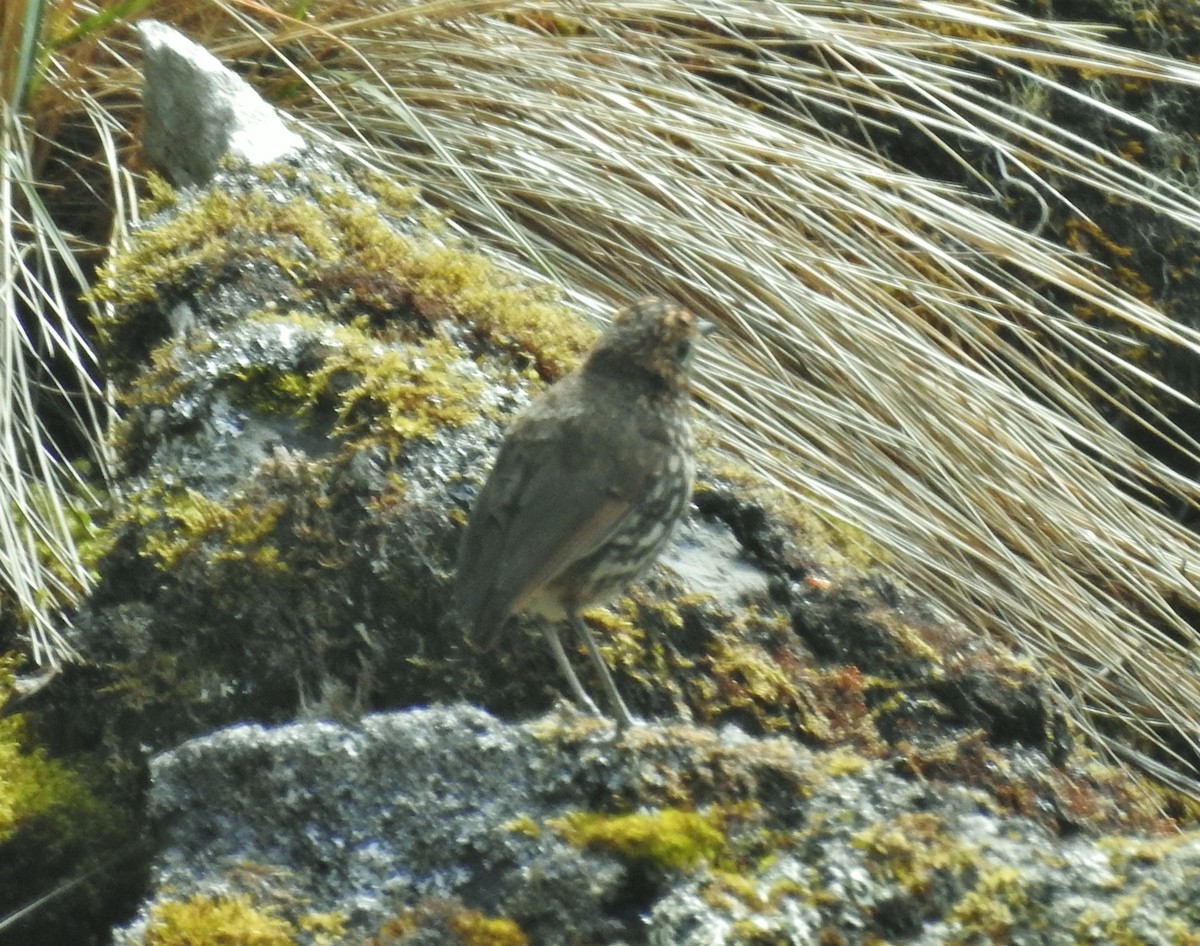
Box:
left=585, top=296, right=715, bottom=392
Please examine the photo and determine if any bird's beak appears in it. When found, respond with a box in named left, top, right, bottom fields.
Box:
left=697, top=318, right=718, bottom=337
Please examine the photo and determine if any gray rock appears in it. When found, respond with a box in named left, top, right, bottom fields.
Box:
left=120, top=707, right=630, bottom=945
left=115, top=707, right=1200, bottom=946
left=139, top=20, right=304, bottom=186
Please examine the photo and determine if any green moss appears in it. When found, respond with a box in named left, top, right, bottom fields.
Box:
left=1071, top=896, right=1149, bottom=946
left=502, top=814, right=542, bottom=837
left=115, top=310, right=486, bottom=467
left=852, top=813, right=975, bottom=897
left=1099, top=832, right=1199, bottom=870
left=123, top=484, right=288, bottom=574
left=450, top=911, right=529, bottom=946
left=311, top=324, right=484, bottom=454
left=704, top=633, right=806, bottom=733
left=297, top=911, right=347, bottom=945
left=142, top=894, right=297, bottom=946
left=377, top=902, right=528, bottom=946
left=575, top=604, right=651, bottom=685
left=92, top=164, right=593, bottom=391
left=140, top=171, right=180, bottom=216
left=106, top=309, right=322, bottom=420
left=232, top=362, right=319, bottom=415
left=319, top=193, right=592, bottom=377
left=93, top=160, right=605, bottom=485
left=693, top=605, right=883, bottom=747
left=726, top=922, right=791, bottom=945
left=851, top=813, right=1064, bottom=944
left=99, top=649, right=199, bottom=717
left=117, top=340, right=198, bottom=413
left=822, top=748, right=871, bottom=778
left=0, top=653, right=112, bottom=845
left=91, top=187, right=329, bottom=314
left=0, top=654, right=133, bottom=945
left=552, top=807, right=727, bottom=871
left=947, top=865, right=1029, bottom=944
left=347, top=164, right=421, bottom=215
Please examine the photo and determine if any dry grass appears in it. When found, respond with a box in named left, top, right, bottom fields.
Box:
left=10, top=0, right=1200, bottom=788
left=0, top=0, right=123, bottom=662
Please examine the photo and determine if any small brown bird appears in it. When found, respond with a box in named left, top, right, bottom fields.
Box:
left=455, top=296, right=713, bottom=727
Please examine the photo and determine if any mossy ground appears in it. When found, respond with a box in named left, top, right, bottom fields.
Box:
left=90, top=166, right=593, bottom=391
left=67, top=156, right=602, bottom=742
left=0, top=653, right=141, bottom=944
left=139, top=893, right=349, bottom=946
left=551, top=807, right=729, bottom=872
left=0, top=655, right=113, bottom=845
left=31, top=143, right=1195, bottom=945
left=137, top=890, right=528, bottom=946
left=374, top=901, right=528, bottom=946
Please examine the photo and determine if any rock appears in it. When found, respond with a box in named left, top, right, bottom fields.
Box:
left=115, top=706, right=1200, bottom=946
left=17, top=21, right=1187, bottom=946
left=138, top=20, right=304, bottom=187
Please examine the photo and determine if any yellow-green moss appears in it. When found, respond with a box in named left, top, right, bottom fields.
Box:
left=94, top=163, right=593, bottom=383
left=114, top=309, right=487, bottom=471
left=123, top=484, right=288, bottom=574
left=822, top=747, right=870, bottom=778
left=319, top=192, right=592, bottom=376
left=1071, top=894, right=1157, bottom=946
left=139, top=171, right=179, bottom=216
left=109, top=309, right=320, bottom=419
left=700, top=871, right=771, bottom=913
left=851, top=813, right=976, bottom=897
left=233, top=362, right=320, bottom=415
left=91, top=187, right=332, bottom=316
left=347, top=164, right=422, bottom=216
left=694, top=603, right=878, bottom=745
left=502, top=814, right=542, bottom=837
left=297, top=911, right=347, bottom=945
left=947, top=865, right=1029, bottom=944
left=585, top=585, right=877, bottom=746
left=116, top=340, right=201, bottom=412
left=141, top=894, right=297, bottom=946
left=552, top=807, right=726, bottom=871
left=870, top=612, right=943, bottom=667
left=0, top=653, right=112, bottom=845
left=312, top=324, right=484, bottom=453
left=1099, top=831, right=1200, bottom=871
left=450, top=911, right=529, bottom=946
left=705, top=634, right=808, bottom=733
left=577, top=605, right=648, bottom=673
left=377, top=902, right=527, bottom=946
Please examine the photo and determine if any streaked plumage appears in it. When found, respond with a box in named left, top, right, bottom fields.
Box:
left=455, top=296, right=711, bottom=726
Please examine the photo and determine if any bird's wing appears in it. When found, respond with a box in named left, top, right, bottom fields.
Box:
left=455, top=395, right=656, bottom=644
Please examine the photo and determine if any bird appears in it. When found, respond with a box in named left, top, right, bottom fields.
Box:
left=454, top=296, right=714, bottom=728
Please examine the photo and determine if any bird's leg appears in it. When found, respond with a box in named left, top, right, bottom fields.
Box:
left=542, top=623, right=602, bottom=718
left=568, top=611, right=637, bottom=730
